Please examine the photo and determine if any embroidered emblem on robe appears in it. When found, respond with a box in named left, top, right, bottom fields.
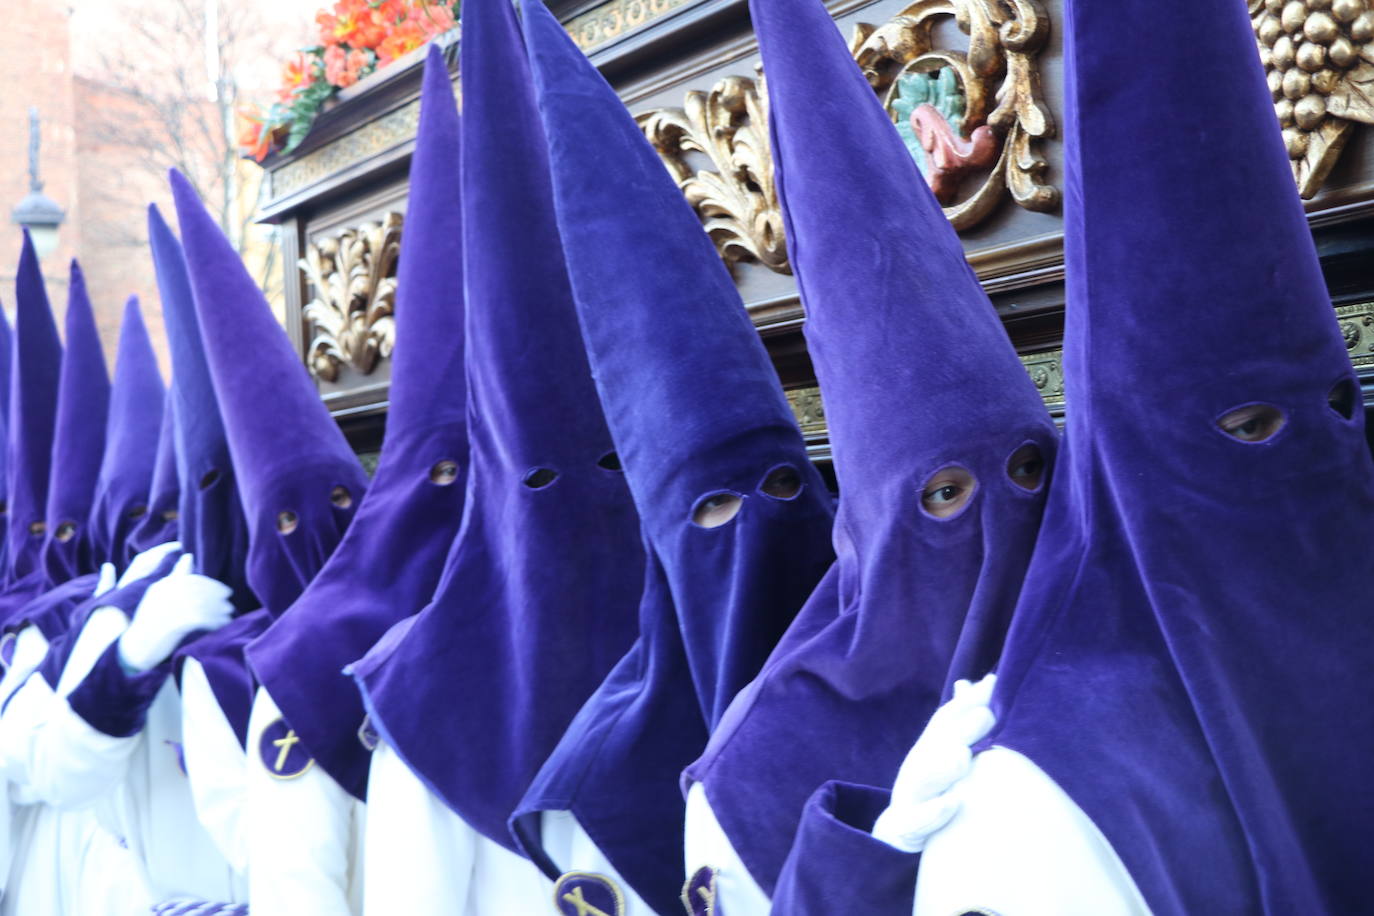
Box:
left=258, top=716, right=314, bottom=779
left=357, top=713, right=379, bottom=751
left=680, top=865, right=720, bottom=915
left=0, top=632, right=15, bottom=669
left=553, top=872, right=625, bottom=916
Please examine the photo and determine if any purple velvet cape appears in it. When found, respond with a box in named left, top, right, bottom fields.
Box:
left=147, top=206, right=251, bottom=609
left=1, top=233, right=64, bottom=625
left=40, top=261, right=111, bottom=585
left=0, top=304, right=12, bottom=577
left=126, top=392, right=180, bottom=555
left=351, top=5, right=643, bottom=844
left=981, top=0, right=1374, bottom=912
left=248, top=44, right=472, bottom=801
left=685, top=0, right=1057, bottom=893
left=88, top=297, right=165, bottom=575
left=171, top=170, right=368, bottom=619
left=510, top=4, right=836, bottom=911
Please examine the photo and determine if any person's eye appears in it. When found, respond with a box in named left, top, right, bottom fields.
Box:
left=759, top=465, right=803, bottom=500
left=691, top=491, right=743, bottom=528
left=1006, top=443, right=1046, bottom=492
left=920, top=466, right=977, bottom=519
left=1217, top=404, right=1285, bottom=443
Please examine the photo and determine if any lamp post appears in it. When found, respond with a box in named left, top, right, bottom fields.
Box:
left=11, top=107, right=65, bottom=258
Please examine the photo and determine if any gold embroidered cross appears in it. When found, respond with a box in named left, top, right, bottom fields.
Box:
left=561, top=886, right=612, bottom=916
left=272, top=729, right=300, bottom=772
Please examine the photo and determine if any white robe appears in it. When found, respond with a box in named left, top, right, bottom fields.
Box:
left=245, top=687, right=365, bottom=916
left=684, top=749, right=1152, bottom=916
left=4, top=605, right=241, bottom=911
left=361, top=740, right=552, bottom=915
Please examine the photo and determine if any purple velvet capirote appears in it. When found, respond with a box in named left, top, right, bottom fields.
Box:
left=0, top=306, right=12, bottom=575
left=1, top=233, right=65, bottom=627
left=18, top=298, right=165, bottom=641
left=350, top=5, right=642, bottom=842
left=41, top=261, right=111, bottom=584
left=127, top=391, right=180, bottom=555
left=88, top=298, right=165, bottom=573
left=982, top=0, right=1374, bottom=912
left=247, top=44, right=472, bottom=801
left=685, top=0, right=1057, bottom=893
left=170, top=170, right=368, bottom=618
left=148, top=205, right=250, bottom=606
left=511, top=3, right=835, bottom=910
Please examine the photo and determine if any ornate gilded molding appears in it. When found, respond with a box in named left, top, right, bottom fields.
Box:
left=299, top=213, right=403, bottom=382
left=565, top=0, right=697, bottom=49
left=273, top=100, right=425, bottom=199
left=1337, top=301, right=1374, bottom=370
left=786, top=387, right=827, bottom=438
left=640, top=72, right=788, bottom=274
left=1252, top=0, right=1374, bottom=198
left=641, top=0, right=1058, bottom=274
left=1018, top=350, right=1065, bottom=413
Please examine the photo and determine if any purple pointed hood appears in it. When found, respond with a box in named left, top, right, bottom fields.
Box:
left=685, top=0, right=1057, bottom=891
left=984, top=0, right=1374, bottom=912
left=42, top=262, right=112, bottom=583
left=0, top=305, right=13, bottom=574
left=509, top=3, right=834, bottom=909
left=351, top=4, right=642, bottom=839
left=247, top=44, right=472, bottom=800
left=6, top=233, right=63, bottom=593
left=89, top=297, right=165, bottom=572
left=148, top=205, right=250, bottom=605
left=127, top=390, right=180, bottom=555
left=169, top=173, right=368, bottom=616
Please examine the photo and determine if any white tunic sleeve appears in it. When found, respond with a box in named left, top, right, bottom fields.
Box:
left=362, top=740, right=552, bottom=916
left=683, top=782, right=770, bottom=916
left=246, top=686, right=364, bottom=916
left=180, top=657, right=249, bottom=876
left=0, top=625, right=49, bottom=705
left=10, top=607, right=139, bottom=809
left=913, top=746, right=1154, bottom=916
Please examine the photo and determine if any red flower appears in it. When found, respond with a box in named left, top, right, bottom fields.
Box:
left=409, top=2, right=455, bottom=39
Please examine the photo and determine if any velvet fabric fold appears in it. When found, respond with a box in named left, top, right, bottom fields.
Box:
left=511, top=3, right=834, bottom=909
left=352, top=5, right=642, bottom=843
left=983, top=0, right=1374, bottom=911
left=685, top=0, right=1055, bottom=892
left=248, top=43, right=472, bottom=800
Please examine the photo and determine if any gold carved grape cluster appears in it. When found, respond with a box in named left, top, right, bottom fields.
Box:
left=1252, top=0, right=1374, bottom=196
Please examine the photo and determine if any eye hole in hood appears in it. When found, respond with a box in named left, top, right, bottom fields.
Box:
left=692, top=491, right=744, bottom=529
left=920, top=466, right=977, bottom=520
left=1217, top=403, right=1285, bottom=443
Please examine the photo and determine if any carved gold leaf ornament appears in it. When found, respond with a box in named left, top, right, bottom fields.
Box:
left=852, top=0, right=1058, bottom=229
left=1252, top=0, right=1374, bottom=198
left=299, top=212, right=403, bottom=382
left=638, top=0, right=1058, bottom=274
left=639, top=73, right=788, bottom=274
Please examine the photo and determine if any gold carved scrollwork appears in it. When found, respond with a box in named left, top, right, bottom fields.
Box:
left=639, top=73, right=788, bottom=274
left=1252, top=0, right=1374, bottom=198
left=299, top=213, right=403, bottom=382
left=850, top=0, right=1058, bottom=229
left=639, top=1, right=1057, bottom=274
left=1018, top=350, right=1065, bottom=413
left=1336, top=301, right=1374, bottom=370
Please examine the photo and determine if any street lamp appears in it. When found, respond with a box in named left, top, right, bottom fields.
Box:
left=11, top=107, right=64, bottom=258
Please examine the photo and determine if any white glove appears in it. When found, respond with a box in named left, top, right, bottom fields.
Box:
left=871, top=674, right=997, bottom=853
left=93, top=563, right=117, bottom=599
left=117, top=554, right=233, bottom=673
left=117, top=541, right=183, bottom=589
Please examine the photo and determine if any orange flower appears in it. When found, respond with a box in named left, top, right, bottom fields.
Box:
left=277, top=52, right=315, bottom=103
left=236, top=104, right=273, bottom=162
left=375, top=18, right=426, bottom=65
